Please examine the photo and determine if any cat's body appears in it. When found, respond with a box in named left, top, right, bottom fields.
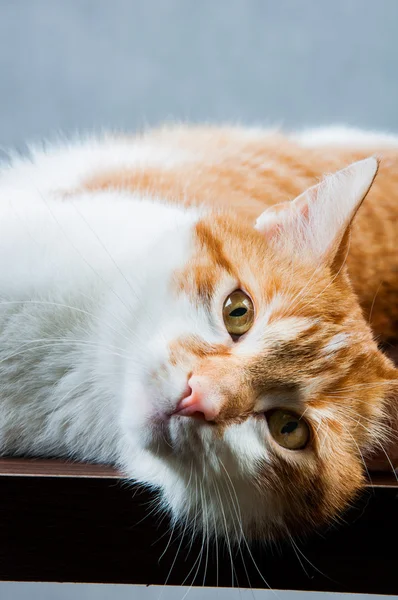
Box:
left=0, top=125, right=396, bottom=539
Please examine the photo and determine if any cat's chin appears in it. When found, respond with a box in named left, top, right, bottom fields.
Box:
left=140, top=411, right=208, bottom=459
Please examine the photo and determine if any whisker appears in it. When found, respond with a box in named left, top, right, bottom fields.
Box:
left=288, top=533, right=332, bottom=581
left=11, top=335, right=128, bottom=354
left=368, top=281, right=383, bottom=327
left=186, top=472, right=199, bottom=557
left=213, top=478, right=236, bottom=588
left=47, top=379, right=90, bottom=414
left=201, top=472, right=210, bottom=587
left=218, top=458, right=275, bottom=594
left=330, top=380, right=397, bottom=394
left=158, top=514, right=178, bottom=564
left=332, top=411, right=398, bottom=483
left=217, top=466, right=255, bottom=596
left=179, top=480, right=206, bottom=598
left=0, top=298, right=137, bottom=347
left=210, top=491, right=219, bottom=590
left=157, top=466, right=194, bottom=600
left=288, top=533, right=309, bottom=577
left=0, top=340, right=130, bottom=366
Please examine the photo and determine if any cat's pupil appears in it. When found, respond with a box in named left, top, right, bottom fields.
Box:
left=281, top=421, right=298, bottom=435
left=230, top=307, right=247, bottom=318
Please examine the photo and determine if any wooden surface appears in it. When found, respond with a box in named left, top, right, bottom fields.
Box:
left=0, top=457, right=121, bottom=478
left=0, top=456, right=396, bottom=485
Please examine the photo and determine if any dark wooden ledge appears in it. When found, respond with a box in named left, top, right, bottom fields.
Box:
left=0, top=456, right=396, bottom=486
left=0, top=457, right=121, bottom=478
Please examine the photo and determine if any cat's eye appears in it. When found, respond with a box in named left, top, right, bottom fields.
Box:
left=223, top=290, right=254, bottom=337
left=267, top=410, right=310, bottom=450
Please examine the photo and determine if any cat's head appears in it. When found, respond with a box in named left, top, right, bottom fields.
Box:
left=119, top=157, right=397, bottom=541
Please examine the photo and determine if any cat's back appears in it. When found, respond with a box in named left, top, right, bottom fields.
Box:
left=144, top=125, right=398, bottom=341
left=81, top=124, right=398, bottom=222
left=0, top=133, right=188, bottom=195
left=82, top=124, right=398, bottom=341
left=1, top=125, right=397, bottom=339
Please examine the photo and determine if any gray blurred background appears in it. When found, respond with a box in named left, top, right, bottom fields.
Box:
left=0, top=0, right=397, bottom=598
left=1, top=0, right=398, bottom=151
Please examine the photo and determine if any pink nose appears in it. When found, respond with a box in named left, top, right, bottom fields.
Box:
left=174, top=376, right=220, bottom=421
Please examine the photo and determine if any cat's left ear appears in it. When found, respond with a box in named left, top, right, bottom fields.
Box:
left=255, top=157, right=379, bottom=268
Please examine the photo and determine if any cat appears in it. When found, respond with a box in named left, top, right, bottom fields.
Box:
left=0, top=124, right=396, bottom=542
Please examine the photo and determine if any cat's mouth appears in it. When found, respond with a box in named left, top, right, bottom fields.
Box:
left=145, top=402, right=216, bottom=459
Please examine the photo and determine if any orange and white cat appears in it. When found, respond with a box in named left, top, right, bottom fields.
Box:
left=0, top=125, right=396, bottom=540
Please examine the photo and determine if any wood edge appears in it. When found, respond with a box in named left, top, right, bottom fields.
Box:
left=0, top=458, right=397, bottom=487
left=0, top=458, right=122, bottom=479
left=367, top=472, right=398, bottom=488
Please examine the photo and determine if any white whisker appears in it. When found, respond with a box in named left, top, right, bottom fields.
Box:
left=218, top=458, right=275, bottom=594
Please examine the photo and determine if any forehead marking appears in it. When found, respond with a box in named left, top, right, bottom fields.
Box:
left=322, top=333, right=349, bottom=356
left=235, top=315, right=316, bottom=357
left=195, top=220, right=236, bottom=276
left=173, top=219, right=240, bottom=306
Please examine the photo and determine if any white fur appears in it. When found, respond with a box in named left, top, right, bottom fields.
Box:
left=293, top=125, right=398, bottom=148
left=0, top=135, right=190, bottom=194
left=322, top=333, right=349, bottom=356
left=0, top=191, right=198, bottom=458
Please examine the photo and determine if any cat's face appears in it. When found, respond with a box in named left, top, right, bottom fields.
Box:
left=119, top=158, right=397, bottom=540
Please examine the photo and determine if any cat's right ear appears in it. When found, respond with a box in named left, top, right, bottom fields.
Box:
left=254, top=157, right=379, bottom=268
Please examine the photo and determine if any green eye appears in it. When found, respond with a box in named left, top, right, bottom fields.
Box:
left=267, top=410, right=310, bottom=450
left=222, top=290, right=254, bottom=337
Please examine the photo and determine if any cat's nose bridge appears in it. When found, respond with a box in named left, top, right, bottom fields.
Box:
left=174, top=372, right=252, bottom=422
left=174, top=375, right=222, bottom=421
